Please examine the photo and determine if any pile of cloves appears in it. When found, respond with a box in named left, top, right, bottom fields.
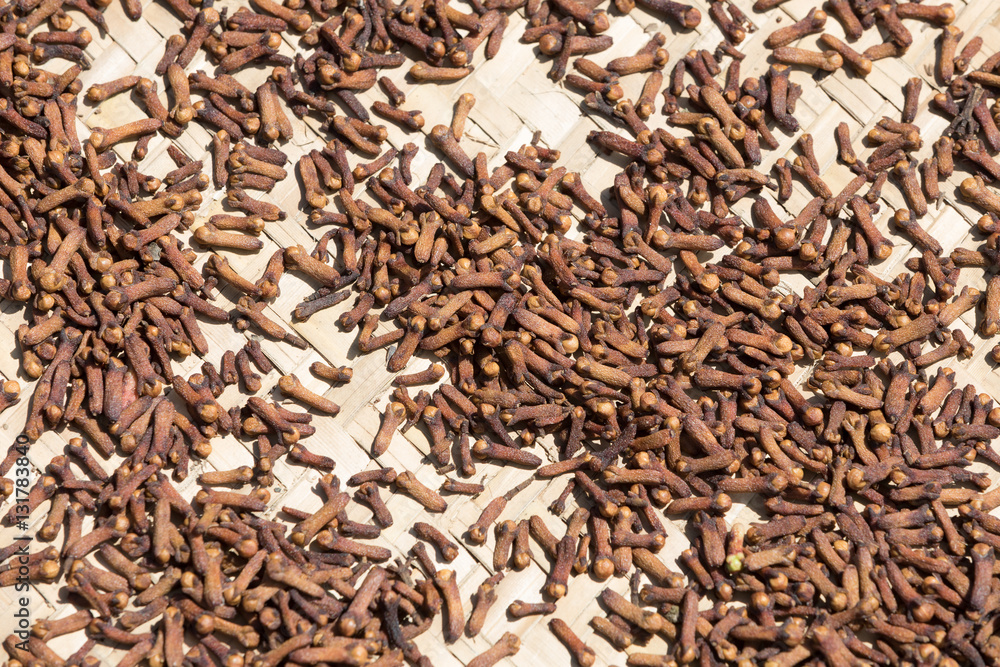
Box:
left=5, top=0, right=1000, bottom=663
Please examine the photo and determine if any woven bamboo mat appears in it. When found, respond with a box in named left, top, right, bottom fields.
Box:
left=4, top=0, right=1000, bottom=664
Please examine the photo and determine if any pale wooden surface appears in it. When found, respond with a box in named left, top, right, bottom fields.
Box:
left=3, top=0, right=1000, bottom=664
